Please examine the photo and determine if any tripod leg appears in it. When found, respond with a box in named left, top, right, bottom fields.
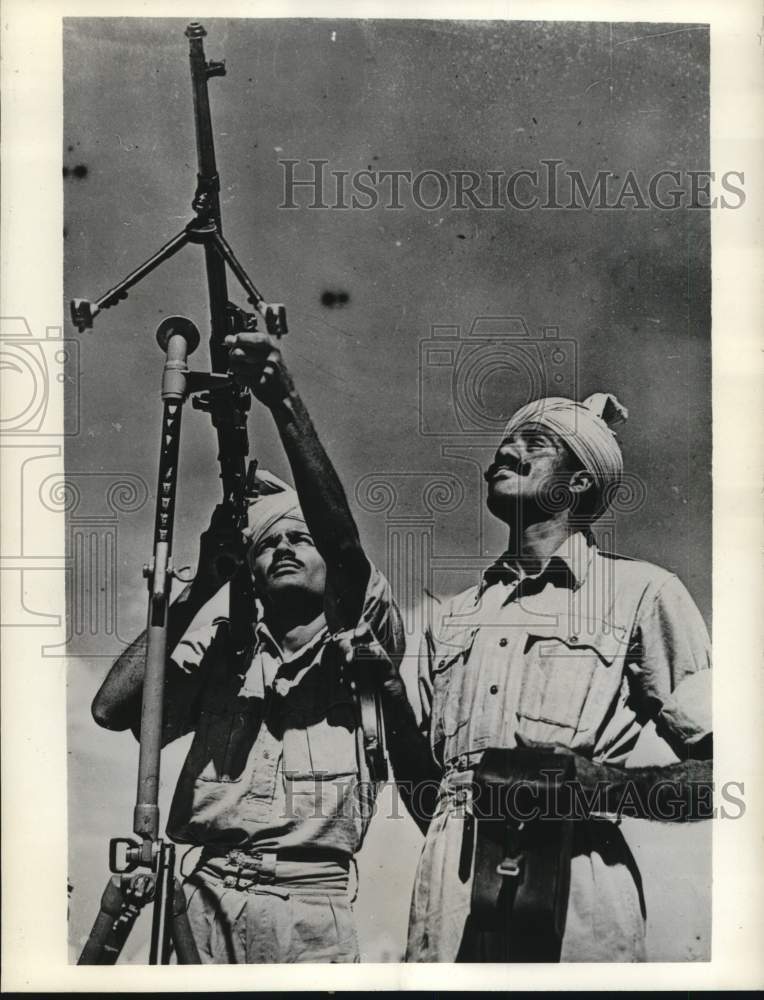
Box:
left=170, top=879, right=202, bottom=964
left=209, top=230, right=265, bottom=310
left=78, top=875, right=144, bottom=965
left=209, top=231, right=288, bottom=337
left=71, top=228, right=190, bottom=330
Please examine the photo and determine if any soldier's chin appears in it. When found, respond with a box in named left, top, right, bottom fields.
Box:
left=486, top=490, right=518, bottom=522
left=261, top=573, right=308, bottom=599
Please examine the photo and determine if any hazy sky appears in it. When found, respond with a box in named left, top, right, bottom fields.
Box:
left=64, top=17, right=711, bottom=961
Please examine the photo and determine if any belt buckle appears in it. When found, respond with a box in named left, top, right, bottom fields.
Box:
left=496, top=854, right=523, bottom=879
left=251, top=850, right=277, bottom=884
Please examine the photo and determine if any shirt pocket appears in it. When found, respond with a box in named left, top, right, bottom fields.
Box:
left=431, top=627, right=479, bottom=738
left=191, top=696, right=263, bottom=784
left=515, top=621, right=626, bottom=747
left=282, top=689, right=360, bottom=780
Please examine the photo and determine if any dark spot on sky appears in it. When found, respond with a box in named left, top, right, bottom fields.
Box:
left=67, top=144, right=74, bottom=152
left=321, top=290, right=350, bottom=308
left=372, top=155, right=379, bottom=160
left=64, top=164, right=89, bottom=180
left=456, top=234, right=466, bottom=240
left=63, top=226, right=68, bottom=239
left=532, top=116, right=537, bottom=124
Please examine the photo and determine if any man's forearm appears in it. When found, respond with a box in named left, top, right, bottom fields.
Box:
left=573, top=755, right=714, bottom=822
left=270, top=386, right=365, bottom=563
left=91, top=581, right=213, bottom=731
left=226, top=332, right=371, bottom=621
left=268, top=386, right=371, bottom=629
left=380, top=676, right=441, bottom=833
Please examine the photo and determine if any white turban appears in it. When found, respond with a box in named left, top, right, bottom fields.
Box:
left=503, top=392, right=628, bottom=518
left=241, top=469, right=307, bottom=550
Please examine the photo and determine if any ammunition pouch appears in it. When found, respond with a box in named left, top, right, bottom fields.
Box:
left=469, top=747, right=576, bottom=962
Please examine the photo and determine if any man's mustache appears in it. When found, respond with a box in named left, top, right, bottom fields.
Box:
left=269, top=554, right=304, bottom=573
left=484, top=456, right=531, bottom=482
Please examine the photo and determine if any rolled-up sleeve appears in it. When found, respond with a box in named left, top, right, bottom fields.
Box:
left=349, top=563, right=407, bottom=665
left=627, top=575, right=711, bottom=749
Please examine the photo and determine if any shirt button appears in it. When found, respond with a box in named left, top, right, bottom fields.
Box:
left=489, top=684, right=499, bottom=695
left=498, top=637, right=508, bottom=647
left=263, top=750, right=271, bottom=760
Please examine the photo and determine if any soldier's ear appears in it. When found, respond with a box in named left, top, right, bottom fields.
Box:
left=569, top=469, right=594, bottom=495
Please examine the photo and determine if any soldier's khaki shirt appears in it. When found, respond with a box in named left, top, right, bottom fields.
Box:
left=408, top=532, right=711, bottom=962
left=161, top=566, right=404, bottom=858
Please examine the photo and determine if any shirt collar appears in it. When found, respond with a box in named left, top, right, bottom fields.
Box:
left=253, top=611, right=328, bottom=663
left=480, top=531, right=596, bottom=594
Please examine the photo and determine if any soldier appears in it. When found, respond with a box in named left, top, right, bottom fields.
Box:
left=91, top=328, right=405, bottom=963
left=380, top=392, right=712, bottom=962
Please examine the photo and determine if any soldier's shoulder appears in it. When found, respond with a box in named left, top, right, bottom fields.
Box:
left=423, top=583, right=481, bottom=637
left=593, top=547, right=677, bottom=589
left=445, top=583, right=483, bottom=610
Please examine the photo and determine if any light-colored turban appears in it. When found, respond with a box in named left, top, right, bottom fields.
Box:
left=503, top=392, right=628, bottom=518
left=241, top=469, right=307, bottom=550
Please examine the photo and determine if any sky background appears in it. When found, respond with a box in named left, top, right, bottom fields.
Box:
left=64, top=17, right=711, bottom=962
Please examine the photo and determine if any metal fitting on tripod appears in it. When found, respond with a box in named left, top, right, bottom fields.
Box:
left=156, top=316, right=201, bottom=400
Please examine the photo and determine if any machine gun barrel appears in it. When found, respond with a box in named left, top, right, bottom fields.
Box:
left=184, top=23, right=231, bottom=375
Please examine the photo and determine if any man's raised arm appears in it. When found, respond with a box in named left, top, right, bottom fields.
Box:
left=227, top=330, right=441, bottom=810
left=91, top=503, right=240, bottom=734
left=226, top=330, right=371, bottom=630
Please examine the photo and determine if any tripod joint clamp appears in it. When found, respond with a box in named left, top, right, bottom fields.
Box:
left=109, top=836, right=158, bottom=874
left=260, top=303, right=288, bottom=338
left=71, top=298, right=98, bottom=332
left=143, top=558, right=175, bottom=600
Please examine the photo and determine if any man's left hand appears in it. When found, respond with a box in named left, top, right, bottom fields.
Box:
left=225, top=331, right=294, bottom=406
left=335, top=622, right=401, bottom=690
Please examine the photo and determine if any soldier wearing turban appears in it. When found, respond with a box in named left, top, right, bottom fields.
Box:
left=92, top=328, right=406, bottom=964
left=381, top=391, right=713, bottom=964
